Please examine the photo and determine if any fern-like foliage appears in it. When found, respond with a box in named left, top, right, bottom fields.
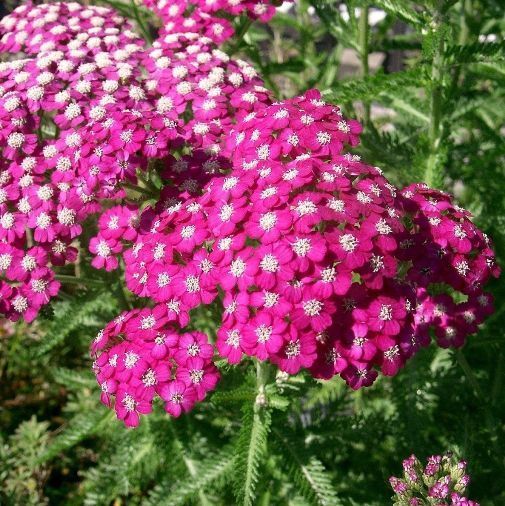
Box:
left=38, top=410, right=113, bottom=464
left=233, top=404, right=272, bottom=506
left=272, top=427, right=341, bottom=506
left=145, top=446, right=235, bottom=506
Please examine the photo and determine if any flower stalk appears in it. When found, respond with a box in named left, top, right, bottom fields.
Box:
left=425, top=8, right=445, bottom=187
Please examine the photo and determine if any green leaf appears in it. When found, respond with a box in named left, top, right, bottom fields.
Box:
left=272, top=427, right=341, bottom=506
left=38, top=410, right=113, bottom=463
left=51, top=367, right=97, bottom=390
left=233, top=404, right=272, bottom=506
left=445, top=41, right=505, bottom=64
left=322, top=68, right=427, bottom=104
left=145, top=446, right=235, bottom=506
left=33, top=289, right=119, bottom=356
left=370, top=0, right=425, bottom=27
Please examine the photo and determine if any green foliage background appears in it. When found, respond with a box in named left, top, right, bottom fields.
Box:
left=1, top=0, right=504, bottom=504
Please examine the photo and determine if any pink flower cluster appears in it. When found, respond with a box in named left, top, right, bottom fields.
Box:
left=142, top=0, right=283, bottom=45
left=0, top=0, right=499, bottom=423
left=0, top=1, right=272, bottom=321
left=399, top=184, right=499, bottom=350
left=390, top=453, right=479, bottom=506
left=142, top=34, right=271, bottom=152
left=91, top=306, right=219, bottom=427
left=0, top=2, right=143, bottom=56
left=0, top=2, right=147, bottom=321
left=95, top=89, right=498, bottom=391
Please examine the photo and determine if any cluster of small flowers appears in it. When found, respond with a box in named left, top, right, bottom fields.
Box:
left=142, top=33, right=271, bottom=152
left=0, top=2, right=144, bottom=57
left=88, top=150, right=231, bottom=271
left=0, top=1, right=272, bottom=321
left=390, top=453, right=479, bottom=505
left=398, top=184, right=499, bottom=350
left=142, top=0, right=283, bottom=45
left=100, top=89, right=498, bottom=390
left=0, top=2, right=148, bottom=321
left=91, top=306, right=219, bottom=427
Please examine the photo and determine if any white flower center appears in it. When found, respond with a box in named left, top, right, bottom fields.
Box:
left=122, top=394, right=137, bottom=412
left=316, top=131, right=331, bottom=145
left=185, top=275, right=200, bottom=293
left=230, top=258, right=246, bottom=277
left=226, top=329, right=241, bottom=348
left=189, top=369, right=204, bottom=384
left=375, top=218, right=392, bottom=235
left=57, top=208, right=76, bottom=225
left=13, top=295, right=28, bottom=313
left=303, top=299, right=323, bottom=316
left=96, top=241, right=111, bottom=257
left=384, top=345, right=400, bottom=360
left=292, top=238, right=311, bottom=257
left=255, top=324, right=273, bottom=343
left=295, top=199, right=317, bottom=217
left=124, top=351, right=139, bottom=368
left=142, top=369, right=157, bottom=387
left=219, top=203, right=234, bottom=222
left=259, top=212, right=277, bottom=231
left=339, top=234, right=358, bottom=252
left=260, top=254, right=279, bottom=273
left=321, top=267, right=336, bottom=283
left=379, top=304, right=393, bottom=321
left=285, top=340, right=301, bottom=358
left=181, top=225, right=195, bottom=239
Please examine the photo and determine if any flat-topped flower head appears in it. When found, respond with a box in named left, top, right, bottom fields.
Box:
left=91, top=308, right=219, bottom=427
left=108, top=90, right=498, bottom=392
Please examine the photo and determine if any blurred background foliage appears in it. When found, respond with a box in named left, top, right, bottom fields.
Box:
left=1, top=0, right=504, bottom=504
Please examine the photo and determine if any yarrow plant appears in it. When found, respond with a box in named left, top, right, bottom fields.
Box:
left=0, top=0, right=500, bottom=430
left=0, top=2, right=145, bottom=321
left=88, top=89, right=499, bottom=425
left=390, top=453, right=479, bottom=506
left=91, top=306, right=219, bottom=427
left=2, top=0, right=505, bottom=504
left=0, top=1, right=270, bottom=323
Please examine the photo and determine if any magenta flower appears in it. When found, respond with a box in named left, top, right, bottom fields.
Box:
left=216, top=324, right=244, bottom=364
left=115, top=387, right=153, bottom=428
left=176, top=356, right=220, bottom=401
left=390, top=453, right=480, bottom=506
left=242, top=311, right=287, bottom=360
left=160, top=380, right=197, bottom=417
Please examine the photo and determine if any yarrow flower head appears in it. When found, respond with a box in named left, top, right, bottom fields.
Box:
left=0, top=2, right=273, bottom=321
left=0, top=1, right=151, bottom=320
left=91, top=306, right=219, bottom=427
left=103, top=89, right=499, bottom=392
left=143, top=35, right=271, bottom=152
left=390, top=453, right=479, bottom=506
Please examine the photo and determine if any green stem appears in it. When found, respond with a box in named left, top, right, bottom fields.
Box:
left=130, top=0, right=153, bottom=44
left=425, top=9, right=445, bottom=187
left=255, top=360, right=273, bottom=411
left=228, top=17, right=254, bottom=55
left=358, top=6, right=370, bottom=125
